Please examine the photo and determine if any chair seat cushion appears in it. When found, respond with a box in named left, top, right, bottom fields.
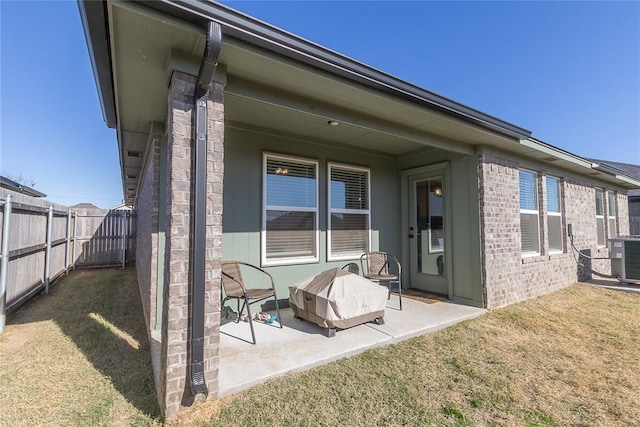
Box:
left=245, top=288, right=275, bottom=300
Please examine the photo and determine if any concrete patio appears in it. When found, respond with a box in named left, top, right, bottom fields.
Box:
left=219, top=295, right=486, bottom=396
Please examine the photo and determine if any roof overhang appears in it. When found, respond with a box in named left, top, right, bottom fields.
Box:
left=0, top=176, right=47, bottom=198
left=517, top=138, right=640, bottom=189
left=78, top=0, right=638, bottom=203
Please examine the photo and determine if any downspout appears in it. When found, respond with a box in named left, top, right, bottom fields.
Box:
left=189, top=20, right=222, bottom=401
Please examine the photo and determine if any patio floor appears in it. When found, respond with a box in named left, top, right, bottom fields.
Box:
left=219, top=294, right=486, bottom=396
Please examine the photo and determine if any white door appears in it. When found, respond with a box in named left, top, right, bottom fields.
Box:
left=408, top=172, right=449, bottom=295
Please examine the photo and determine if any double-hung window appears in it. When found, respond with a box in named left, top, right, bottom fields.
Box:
left=328, top=163, right=370, bottom=260
left=595, top=188, right=605, bottom=247
left=262, top=154, right=318, bottom=265
left=546, top=176, right=563, bottom=253
left=519, top=169, right=540, bottom=256
left=607, top=190, right=616, bottom=239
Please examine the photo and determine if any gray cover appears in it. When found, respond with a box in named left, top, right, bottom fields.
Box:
left=288, top=268, right=387, bottom=329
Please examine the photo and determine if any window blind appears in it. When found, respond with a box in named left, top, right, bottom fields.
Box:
left=328, top=164, right=370, bottom=259
left=607, top=191, right=616, bottom=239
left=519, top=170, right=540, bottom=255
left=264, top=155, right=318, bottom=264
left=595, top=188, right=605, bottom=246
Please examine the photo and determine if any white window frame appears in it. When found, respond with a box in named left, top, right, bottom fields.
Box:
left=595, top=188, right=605, bottom=248
left=327, top=162, right=371, bottom=261
left=519, top=169, right=540, bottom=257
left=262, top=153, right=319, bottom=266
left=546, top=176, right=563, bottom=254
left=607, top=190, right=616, bottom=239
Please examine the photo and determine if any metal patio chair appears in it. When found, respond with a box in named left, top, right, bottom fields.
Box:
left=342, top=262, right=360, bottom=275
left=221, top=261, right=282, bottom=344
left=360, top=252, right=403, bottom=310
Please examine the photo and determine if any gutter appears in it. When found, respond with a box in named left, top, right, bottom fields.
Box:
left=188, top=20, right=222, bottom=402
left=77, top=0, right=116, bottom=128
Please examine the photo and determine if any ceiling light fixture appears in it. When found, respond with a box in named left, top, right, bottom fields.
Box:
left=327, top=120, right=340, bottom=126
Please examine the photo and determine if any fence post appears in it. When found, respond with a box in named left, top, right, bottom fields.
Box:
left=72, top=210, right=78, bottom=270
left=65, top=208, right=71, bottom=275
left=1, top=195, right=13, bottom=334
left=121, top=212, right=127, bottom=269
left=44, top=205, right=53, bottom=294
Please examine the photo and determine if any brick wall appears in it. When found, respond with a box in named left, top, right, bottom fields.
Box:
left=615, top=192, right=630, bottom=235
left=160, top=71, right=224, bottom=418
left=478, top=152, right=627, bottom=309
left=626, top=197, right=639, bottom=235
left=136, top=137, right=160, bottom=330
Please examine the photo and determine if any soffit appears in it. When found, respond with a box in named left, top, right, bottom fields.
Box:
left=225, top=93, right=422, bottom=154
left=220, top=41, right=518, bottom=149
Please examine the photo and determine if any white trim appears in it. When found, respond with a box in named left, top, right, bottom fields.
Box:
left=262, top=153, right=319, bottom=266
left=520, top=208, right=539, bottom=215
left=327, top=162, right=371, bottom=261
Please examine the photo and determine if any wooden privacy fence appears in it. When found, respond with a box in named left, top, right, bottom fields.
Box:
left=73, top=208, right=135, bottom=268
left=0, top=192, right=136, bottom=333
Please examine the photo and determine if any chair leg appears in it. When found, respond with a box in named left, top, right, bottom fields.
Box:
left=397, top=279, right=402, bottom=311
left=273, top=295, right=283, bottom=329
left=244, top=296, right=257, bottom=345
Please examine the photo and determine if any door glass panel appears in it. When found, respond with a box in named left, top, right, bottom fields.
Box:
left=416, top=178, right=444, bottom=276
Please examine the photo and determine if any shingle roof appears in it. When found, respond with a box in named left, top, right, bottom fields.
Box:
left=591, top=159, right=640, bottom=197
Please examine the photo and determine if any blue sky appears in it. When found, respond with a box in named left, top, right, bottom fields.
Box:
left=1, top=1, right=639, bottom=208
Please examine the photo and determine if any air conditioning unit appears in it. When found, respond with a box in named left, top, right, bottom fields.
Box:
left=609, top=236, right=640, bottom=284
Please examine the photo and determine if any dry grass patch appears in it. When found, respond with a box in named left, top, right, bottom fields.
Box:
left=0, top=268, right=160, bottom=426
left=172, top=283, right=640, bottom=427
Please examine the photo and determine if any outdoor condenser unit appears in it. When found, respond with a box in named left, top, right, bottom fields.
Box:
left=609, top=236, right=640, bottom=285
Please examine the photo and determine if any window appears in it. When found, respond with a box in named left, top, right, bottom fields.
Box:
left=262, top=154, right=318, bottom=265
left=607, top=190, right=616, bottom=239
left=328, top=163, right=370, bottom=260
left=546, top=176, right=563, bottom=253
left=519, top=170, right=540, bottom=256
left=595, top=188, right=605, bottom=247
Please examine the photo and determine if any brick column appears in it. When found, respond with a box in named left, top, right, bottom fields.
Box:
left=160, top=71, right=224, bottom=418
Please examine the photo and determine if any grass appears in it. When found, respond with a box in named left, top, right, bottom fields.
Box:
left=1, top=270, right=639, bottom=426
left=0, top=267, right=160, bottom=426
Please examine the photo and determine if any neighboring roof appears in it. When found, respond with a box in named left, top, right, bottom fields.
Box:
left=590, top=159, right=640, bottom=197
left=71, top=202, right=100, bottom=209
left=0, top=176, right=47, bottom=198
left=110, top=202, right=133, bottom=210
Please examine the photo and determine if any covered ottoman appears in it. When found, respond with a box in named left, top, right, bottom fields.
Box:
left=288, top=267, right=388, bottom=336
